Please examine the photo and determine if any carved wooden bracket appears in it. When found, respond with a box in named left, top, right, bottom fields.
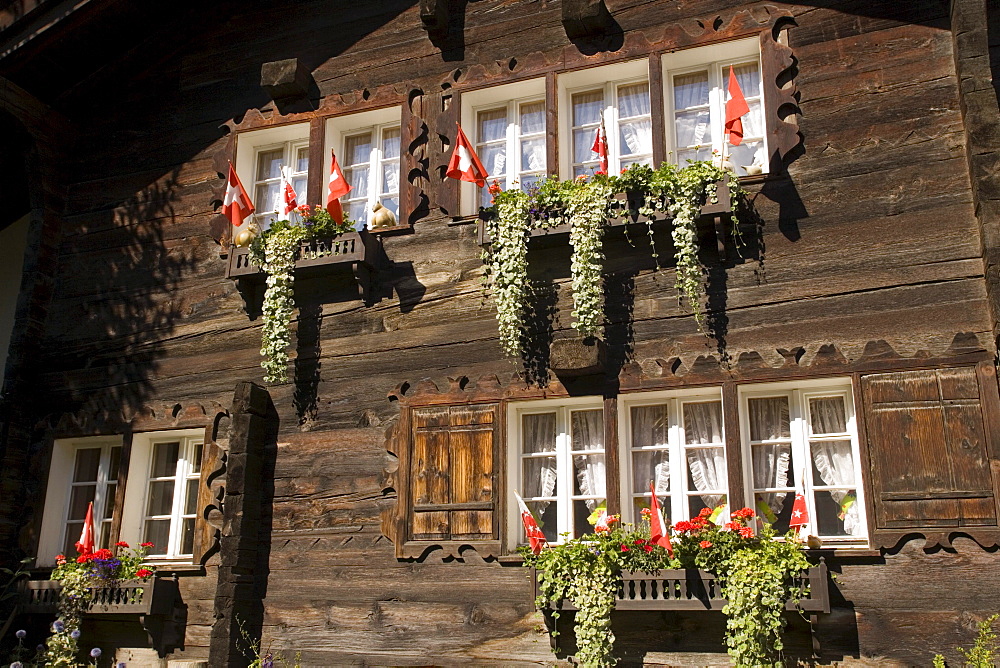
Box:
left=260, top=58, right=314, bottom=101
left=562, top=0, right=614, bottom=40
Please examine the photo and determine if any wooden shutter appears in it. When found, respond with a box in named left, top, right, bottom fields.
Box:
left=862, top=367, right=997, bottom=533
left=400, top=403, right=500, bottom=558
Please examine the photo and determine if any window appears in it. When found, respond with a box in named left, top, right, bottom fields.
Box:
left=620, top=391, right=728, bottom=527
left=742, top=381, right=867, bottom=543
left=663, top=37, right=766, bottom=175
left=325, top=107, right=401, bottom=230
left=570, top=80, right=652, bottom=177
left=509, top=398, right=606, bottom=544
left=38, top=429, right=207, bottom=566
left=233, top=123, right=310, bottom=229
left=138, top=435, right=203, bottom=558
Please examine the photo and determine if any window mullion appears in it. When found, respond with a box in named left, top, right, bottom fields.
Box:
left=508, top=102, right=519, bottom=187
left=556, top=408, right=571, bottom=540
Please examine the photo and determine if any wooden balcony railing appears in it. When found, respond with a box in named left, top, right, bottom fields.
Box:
left=19, top=577, right=179, bottom=616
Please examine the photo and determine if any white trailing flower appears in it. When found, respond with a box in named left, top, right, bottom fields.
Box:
left=566, top=181, right=612, bottom=338
left=484, top=190, right=531, bottom=357
left=254, top=225, right=306, bottom=384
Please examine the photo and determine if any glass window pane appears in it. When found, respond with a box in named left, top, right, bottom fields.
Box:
left=478, top=143, right=506, bottom=180
left=573, top=454, right=606, bottom=496
left=621, top=156, right=653, bottom=170
left=98, top=521, right=112, bottom=550
left=572, top=90, right=604, bottom=126
left=812, top=440, right=855, bottom=486
left=674, top=109, right=711, bottom=148
left=347, top=199, right=368, bottom=225
left=573, top=128, right=597, bottom=165
left=686, top=447, right=726, bottom=504
left=109, top=446, right=122, bottom=480
left=673, top=71, right=709, bottom=110
left=381, top=127, right=401, bottom=159
left=755, top=491, right=792, bottom=531
left=676, top=147, right=711, bottom=165
left=523, top=457, right=557, bottom=499
left=631, top=405, right=668, bottom=448
left=254, top=181, right=280, bottom=215
left=519, top=175, right=541, bottom=192
left=574, top=498, right=605, bottom=538
left=478, top=108, right=508, bottom=143
left=519, top=102, right=545, bottom=134
left=632, top=450, right=670, bottom=496
left=732, top=63, right=760, bottom=99
left=103, top=483, right=117, bottom=519
left=619, top=119, right=652, bottom=157
left=63, top=523, right=83, bottom=556
left=190, top=444, right=203, bottom=474
left=291, top=177, right=307, bottom=204
left=683, top=401, right=723, bottom=444
left=617, top=82, right=650, bottom=118
left=810, top=397, right=847, bottom=434
left=380, top=196, right=399, bottom=218
left=814, top=489, right=861, bottom=537
left=525, top=500, right=558, bottom=543
left=150, top=442, right=179, bottom=478
left=295, top=147, right=309, bottom=173
left=185, top=479, right=200, bottom=515
left=181, top=518, right=196, bottom=555
left=571, top=410, right=604, bottom=451
left=256, top=149, right=283, bottom=180
left=346, top=166, right=369, bottom=199
left=748, top=397, right=790, bottom=441
left=382, top=160, right=400, bottom=196
left=520, top=137, right=545, bottom=172
left=73, top=448, right=102, bottom=483
left=146, top=480, right=175, bottom=516
left=522, top=413, right=556, bottom=453
left=727, top=140, right=765, bottom=175
left=345, top=133, right=372, bottom=166
left=687, top=494, right=726, bottom=522
left=67, top=485, right=96, bottom=520
left=143, top=520, right=171, bottom=555
left=741, top=99, right=764, bottom=138
left=751, top=443, right=792, bottom=489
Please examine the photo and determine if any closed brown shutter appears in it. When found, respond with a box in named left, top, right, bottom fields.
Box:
left=862, top=367, right=996, bottom=530
left=401, top=403, right=500, bottom=557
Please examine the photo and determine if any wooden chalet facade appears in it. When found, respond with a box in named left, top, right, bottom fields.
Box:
left=1, top=0, right=1000, bottom=665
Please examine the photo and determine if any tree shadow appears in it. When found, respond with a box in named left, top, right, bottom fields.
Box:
left=520, top=278, right=560, bottom=387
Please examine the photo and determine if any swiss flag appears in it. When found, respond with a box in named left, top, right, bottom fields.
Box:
left=514, top=491, right=547, bottom=555
left=222, top=162, right=255, bottom=227
left=789, top=476, right=810, bottom=532
left=445, top=123, right=489, bottom=187
left=279, top=165, right=298, bottom=215
left=75, top=501, right=95, bottom=556
left=326, top=151, right=352, bottom=223
left=725, top=65, right=751, bottom=146
left=648, top=481, right=674, bottom=557
left=591, top=121, right=609, bottom=173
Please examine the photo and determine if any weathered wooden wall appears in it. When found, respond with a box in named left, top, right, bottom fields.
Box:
left=1, top=0, right=999, bottom=665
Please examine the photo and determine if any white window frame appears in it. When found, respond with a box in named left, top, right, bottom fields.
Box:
left=324, top=106, right=402, bottom=230
left=38, top=437, right=124, bottom=565
left=460, top=78, right=546, bottom=216
left=233, top=123, right=311, bottom=231
left=618, top=388, right=728, bottom=527
left=662, top=37, right=767, bottom=175
left=739, top=379, right=868, bottom=546
left=506, top=396, right=605, bottom=549
left=557, top=59, right=650, bottom=180
left=119, top=428, right=206, bottom=563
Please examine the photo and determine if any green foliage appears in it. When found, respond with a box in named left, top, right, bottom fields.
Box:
left=481, top=162, right=747, bottom=356
left=248, top=206, right=355, bottom=384
left=933, top=614, right=1000, bottom=668
left=525, top=508, right=811, bottom=667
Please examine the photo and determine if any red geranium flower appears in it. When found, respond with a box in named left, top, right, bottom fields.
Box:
left=115, top=541, right=130, bottom=548
left=643, top=545, right=653, bottom=553
left=594, top=169, right=606, bottom=176
left=55, top=554, right=67, bottom=565
left=724, top=522, right=741, bottom=532
left=595, top=524, right=609, bottom=533
left=93, top=549, right=113, bottom=560
left=606, top=515, right=619, bottom=525
left=673, top=521, right=694, bottom=533
left=633, top=539, right=646, bottom=546
left=77, top=554, right=93, bottom=564
left=733, top=507, right=755, bottom=520
left=739, top=527, right=755, bottom=539
left=640, top=508, right=651, bottom=519
left=620, top=545, right=630, bottom=552
left=487, top=180, right=502, bottom=195
left=699, top=540, right=712, bottom=549
left=140, top=542, right=154, bottom=548
left=698, top=507, right=713, bottom=518
left=135, top=568, right=153, bottom=578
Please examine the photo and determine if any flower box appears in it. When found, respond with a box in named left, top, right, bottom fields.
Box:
left=225, top=229, right=379, bottom=281
left=19, top=577, right=179, bottom=616
left=534, top=561, right=830, bottom=613
left=476, top=180, right=732, bottom=247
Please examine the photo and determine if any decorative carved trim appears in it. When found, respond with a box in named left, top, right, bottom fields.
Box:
left=760, top=21, right=802, bottom=172
left=39, top=400, right=229, bottom=438
left=396, top=541, right=501, bottom=561
left=873, top=530, right=1000, bottom=551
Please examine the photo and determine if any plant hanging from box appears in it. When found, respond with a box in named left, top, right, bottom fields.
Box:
left=249, top=206, right=354, bottom=384
left=481, top=161, right=745, bottom=358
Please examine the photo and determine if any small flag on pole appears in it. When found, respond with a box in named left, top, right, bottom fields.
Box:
left=648, top=481, right=674, bottom=557
left=789, top=473, right=810, bottom=533
left=514, top=491, right=547, bottom=555
left=724, top=65, right=750, bottom=146
left=591, top=115, right=609, bottom=173
left=445, top=123, right=489, bottom=187
left=279, top=165, right=298, bottom=215
left=75, top=502, right=95, bottom=556
left=326, top=150, right=352, bottom=224
left=222, top=162, right=255, bottom=227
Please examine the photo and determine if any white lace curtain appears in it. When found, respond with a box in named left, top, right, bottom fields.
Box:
left=685, top=402, right=726, bottom=510
left=631, top=405, right=670, bottom=496
left=810, top=398, right=863, bottom=536
left=572, top=410, right=606, bottom=512
left=523, top=414, right=557, bottom=517
left=617, top=83, right=652, bottom=157
left=748, top=397, right=791, bottom=515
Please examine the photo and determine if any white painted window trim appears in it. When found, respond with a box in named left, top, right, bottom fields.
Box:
left=506, top=395, right=604, bottom=549
left=38, top=436, right=124, bottom=567
left=233, top=123, right=310, bottom=233
left=617, top=387, right=728, bottom=527
left=323, top=106, right=402, bottom=230
left=738, top=378, right=869, bottom=546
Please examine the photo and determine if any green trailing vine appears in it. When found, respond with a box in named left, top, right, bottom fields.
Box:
left=482, top=161, right=746, bottom=356
left=249, top=206, right=354, bottom=384
left=525, top=508, right=811, bottom=667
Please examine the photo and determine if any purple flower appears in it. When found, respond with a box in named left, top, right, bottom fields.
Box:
left=53, top=620, right=64, bottom=632
left=71, top=629, right=81, bottom=639
left=90, top=647, right=102, bottom=658
left=11, top=662, right=23, bottom=668
left=36, top=644, right=45, bottom=652
left=263, top=653, right=274, bottom=668
left=15, top=629, right=26, bottom=639
left=118, top=663, right=127, bottom=668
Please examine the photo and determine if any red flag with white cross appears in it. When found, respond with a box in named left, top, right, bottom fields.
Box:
left=326, top=150, right=352, bottom=223
left=648, top=481, right=674, bottom=557
left=446, top=123, right=489, bottom=187
left=222, top=162, right=255, bottom=226
left=514, top=491, right=547, bottom=555
left=725, top=65, right=751, bottom=146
